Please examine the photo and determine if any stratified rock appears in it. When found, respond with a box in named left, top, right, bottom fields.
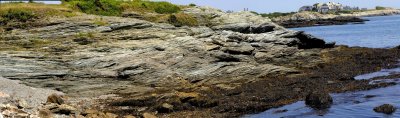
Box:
left=305, top=91, right=333, bottom=109
left=122, top=12, right=143, bottom=19
left=374, top=104, right=396, bottom=114
left=47, top=93, right=64, bottom=105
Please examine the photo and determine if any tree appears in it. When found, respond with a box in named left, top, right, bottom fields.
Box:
left=29, top=0, right=34, bottom=3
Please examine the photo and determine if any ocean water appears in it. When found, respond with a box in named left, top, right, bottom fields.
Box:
left=291, top=15, right=400, bottom=48
left=246, top=15, right=400, bottom=118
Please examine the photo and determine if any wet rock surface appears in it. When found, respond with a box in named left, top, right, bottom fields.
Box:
left=374, top=104, right=396, bottom=114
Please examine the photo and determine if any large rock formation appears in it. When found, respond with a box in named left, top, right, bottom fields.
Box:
left=0, top=6, right=332, bottom=117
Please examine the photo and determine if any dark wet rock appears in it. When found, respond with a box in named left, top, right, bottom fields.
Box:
left=374, top=104, right=396, bottom=114
left=47, top=94, right=64, bottom=105
left=276, top=17, right=366, bottom=28
left=364, top=95, right=377, bottom=98
left=156, top=103, right=174, bottom=113
left=286, top=31, right=327, bottom=49
left=274, top=109, right=288, bottom=113
left=305, top=91, right=333, bottom=109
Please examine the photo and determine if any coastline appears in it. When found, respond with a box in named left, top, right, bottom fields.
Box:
left=0, top=2, right=400, bottom=118
left=273, top=9, right=400, bottom=28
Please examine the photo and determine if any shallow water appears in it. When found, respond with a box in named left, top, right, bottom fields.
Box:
left=291, top=15, right=400, bottom=48
left=247, top=15, right=400, bottom=118
left=247, top=83, right=400, bottom=118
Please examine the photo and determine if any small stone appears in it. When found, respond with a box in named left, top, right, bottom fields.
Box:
left=38, top=109, right=53, bottom=118
left=124, top=115, right=136, bottom=118
left=305, top=91, right=333, bottom=110
left=105, top=113, right=118, bottom=118
left=47, top=93, right=64, bottom=105
left=17, top=99, right=30, bottom=109
left=374, top=104, right=396, bottom=114
left=0, top=92, right=10, bottom=98
left=143, top=112, right=157, bottom=118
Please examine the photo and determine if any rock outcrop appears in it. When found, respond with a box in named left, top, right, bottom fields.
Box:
left=273, top=9, right=400, bottom=28
left=0, top=6, right=333, bottom=117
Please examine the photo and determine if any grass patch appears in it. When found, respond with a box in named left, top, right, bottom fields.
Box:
left=0, top=3, right=77, bottom=29
left=64, top=0, right=122, bottom=16
left=93, top=17, right=109, bottom=26
left=63, top=0, right=181, bottom=16
left=167, top=13, right=198, bottom=27
left=0, top=3, right=76, bottom=18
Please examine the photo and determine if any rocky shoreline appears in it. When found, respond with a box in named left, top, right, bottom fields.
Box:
left=1, top=4, right=400, bottom=118
left=273, top=9, right=400, bottom=28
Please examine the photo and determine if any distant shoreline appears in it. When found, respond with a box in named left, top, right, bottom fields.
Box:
left=272, top=9, right=400, bottom=28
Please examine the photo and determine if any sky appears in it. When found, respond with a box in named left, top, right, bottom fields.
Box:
left=158, top=0, right=400, bottom=13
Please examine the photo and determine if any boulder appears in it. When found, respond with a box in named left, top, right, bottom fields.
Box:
left=143, top=112, right=157, bottom=118
left=156, top=103, right=174, bottom=113
left=47, top=93, right=64, bottom=105
left=374, top=104, right=396, bottom=114
left=305, top=91, right=333, bottom=109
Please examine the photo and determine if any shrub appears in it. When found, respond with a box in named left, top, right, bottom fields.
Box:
left=189, top=3, right=196, bottom=7
left=259, top=12, right=296, bottom=18
left=0, top=9, right=37, bottom=23
left=376, top=6, right=386, bottom=10
left=167, top=13, right=198, bottom=27
left=64, top=0, right=180, bottom=15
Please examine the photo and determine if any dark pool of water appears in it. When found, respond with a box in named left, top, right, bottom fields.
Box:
left=291, top=15, right=400, bottom=48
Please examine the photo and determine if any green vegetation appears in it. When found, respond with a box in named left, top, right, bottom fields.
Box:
left=251, top=11, right=296, bottom=18
left=376, top=6, right=386, bottom=10
left=63, top=0, right=181, bottom=16
left=0, top=9, right=37, bottom=23
left=93, top=18, right=109, bottom=26
left=189, top=3, right=196, bottom=7
left=64, top=0, right=122, bottom=16
left=167, top=13, right=198, bottom=27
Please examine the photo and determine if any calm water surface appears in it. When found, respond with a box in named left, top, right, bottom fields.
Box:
left=246, top=15, right=400, bottom=118
left=291, top=15, right=400, bottom=48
